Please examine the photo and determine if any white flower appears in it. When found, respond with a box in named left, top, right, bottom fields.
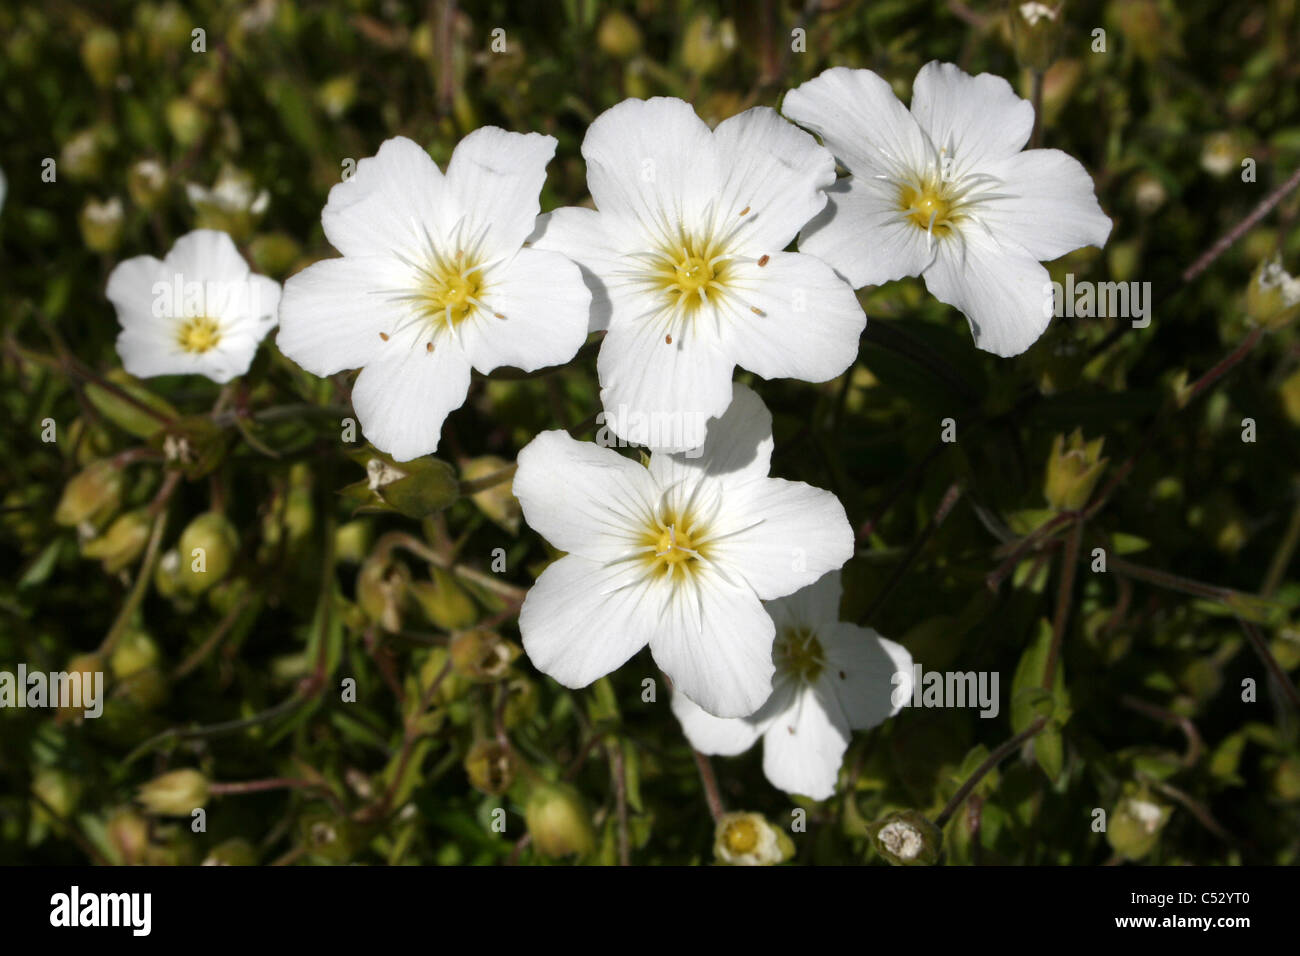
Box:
left=277, top=133, right=591, bottom=462
left=531, top=97, right=865, bottom=451
left=512, top=382, right=853, bottom=718
left=106, top=229, right=280, bottom=383
left=783, top=62, right=1112, bottom=357
left=671, top=569, right=911, bottom=799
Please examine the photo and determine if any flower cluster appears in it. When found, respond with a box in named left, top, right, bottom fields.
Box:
left=101, top=62, right=1109, bottom=806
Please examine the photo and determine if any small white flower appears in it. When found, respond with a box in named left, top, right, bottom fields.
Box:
left=671, top=570, right=912, bottom=799
left=783, top=62, right=1112, bottom=357
left=185, top=166, right=269, bottom=218
left=277, top=132, right=592, bottom=461
left=1018, top=2, right=1059, bottom=27
left=531, top=97, right=866, bottom=451
left=512, top=382, right=853, bottom=718
left=106, top=228, right=280, bottom=383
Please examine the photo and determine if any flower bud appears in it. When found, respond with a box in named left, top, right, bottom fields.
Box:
left=525, top=781, right=597, bottom=859
left=597, top=11, right=642, bottom=59
left=249, top=232, right=302, bottom=277
left=1106, top=793, right=1170, bottom=861
left=1280, top=368, right=1300, bottom=427
left=137, top=769, right=209, bottom=816
left=55, top=459, right=123, bottom=528
left=80, top=28, right=121, bottom=88
left=185, top=165, right=269, bottom=241
left=681, top=14, right=736, bottom=77
left=1043, top=429, right=1107, bottom=511
left=127, top=159, right=169, bottom=211
left=32, top=767, right=82, bottom=823
left=410, top=567, right=478, bottom=630
left=1245, top=256, right=1300, bottom=329
left=464, top=739, right=515, bottom=795
left=202, top=838, right=257, bottom=866
left=154, top=548, right=183, bottom=599
left=1200, top=131, right=1242, bottom=178
left=502, top=675, right=540, bottom=728
left=449, top=629, right=520, bottom=683
left=60, top=128, right=105, bottom=181
left=316, top=74, right=358, bottom=119
left=713, top=811, right=794, bottom=866
left=867, top=810, right=941, bottom=866
left=460, top=456, right=522, bottom=533
left=110, top=630, right=160, bottom=680
left=106, top=807, right=151, bottom=864
left=1010, top=2, right=1064, bottom=73
left=83, top=508, right=151, bottom=573
left=334, top=520, right=372, bottom=565
left=165, top=97, right=208, bottom=148
left=79, top=197, right=125, bottom=253
left=177, top=512, right=239, bottom=594
left=357, top=555, right=411, bottom=632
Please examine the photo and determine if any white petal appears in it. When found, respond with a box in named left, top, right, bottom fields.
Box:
left=348, top=333, right=471, bottom=461
left=518, top=555, right=658, bottom=690
left=979, top=148, right=1112, bottom=261
left=106, top=255, right=165, bottom=331
left=760, top=682, right=850, bottom=800
left=445, top=127, right=557, bottom=260
left=648, top=569, right=776, bottom=718
left=162, top=229, right=250, bottom=284
left=765, top=569, right=843, bottom=634
left=529, top=206, right=627, bottom=333
left=648, top=380, right=773, bottom=490
left=821, top=624, right=913, bottom=730
left=723, top=251, right=865, bottom=383
left=596, top=309, right=735, bottom=452
left=782, top=67, right=931, bottom=178
left=711, top=106, right=835, bottom=251
left=581, top=97, right=718, bottom=240
left=513, top=430, right=660, bottom=562
left=321, top=136, right=454, bottom=259
left=910, top=61, right=1034, bottom=176
left=708, top=477, right=854, bottom=601
left=798, top=176, right=938, bottom=288
left=276, top=256, right=414, bottom=376
left=458, top=247, right=590, bottom=374
left=670, top=688, right=769, bottom=756
left=923, top=227, right=1056, bottom=357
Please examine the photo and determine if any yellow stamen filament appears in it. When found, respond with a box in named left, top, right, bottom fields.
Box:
left=177, top=316, right=222, bottom=354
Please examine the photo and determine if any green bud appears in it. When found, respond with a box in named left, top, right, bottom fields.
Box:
left=154, top=548, right=183, bottom=599
left=525, top=781, right=597, bottom=859
left=1106, top=793, right=1170, bottom=861
left=460, top=455, right=522, bottom=534
left=1043, top=429, right=1107, bottom=511
left=79, top=197, right=125, bottom=253
left=597, top=11, right=642, bottom=59
left=248, top=232, right=302, bottom=277
left=1010, top=1, right=1064, bottom=73
left=867, top=810, right=941, bottom=866
left=357, top=555, right=411, bottom=632
left=464, top=739, right=515, bottom=795
left=202, top=838, right=258, bottom=866
left=83, top=508, right=151, bottom=573
left=110, top=630, right=161, bottom=680
left=1274, top=757, right=1300, bottom=802
left=32, top=767, right=82, bottom=823
left=681, top=14, right=736, bottom=77
left=1279, top=368, right=1300, bottom=426
left=1200, top=131, right=1241, bottom=179
left=177, top=512, right=239, bottom=594
left=298, top=812, right=355, bottom=863
left=317, top=74, right=358, bottom=119
left=106, top=807, right=151, bottom=864
left=137, top=769, right=209, bottom=816
left=127, top=159, right=169, bottom=210
left=502, top=674, right=540, bottom=728
left=60, top=128, right=105, bottom=180
left=334, top=520, right=372, bottom=565
left=81, top=28, right=121, bottom=88
left=55, top=459, right=123, bottom=528
left=449, top=629, right=519, bottom=683
left=714, top=811, right=794, bottom=866
left=1245, top=256, right=1300, bottom=329
left=118, top=666, right=169, bottom=710
left=165, top=97, right=208, bottom=149
left=410, top=567, right=478, bottom=630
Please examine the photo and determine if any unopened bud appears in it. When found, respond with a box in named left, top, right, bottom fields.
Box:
left=1245, top=256, right=1300, bottom=329
left=202, top=838, right=257, bottom=866
left=127, top=159, right=169, bottom=211
left=177, top=512, right=239, bottom=594
left=597, top=11, right=642, bottom=59
left=106, top=807, right=151, bottom=864
left=357, top=555, right=411, bottom=633
left=868, top=810, right=941, bottom=866
left=449, top=629, right=519, bottom=683
left=464, top=739, right=515, bottom=795
left=55, top=459, right=123, bottom=528
left=137, top=769, right=209, bottom=816
left=79, top=197, right=125, bottom=253
left=83, top=508, right=151, bottom=573
left=525, top=781, right=597, bottom=858
left=460, top=456, right=522, bottom=533
left=1011, top=2, right=1064, bottom=73
left=80, top=28, right=121, bottom=89
left=1106, top=793, right=1170, bottom=861
left=410, top=567, right=478, bottom=630
left=1043, top=429, right=1107, bottom=511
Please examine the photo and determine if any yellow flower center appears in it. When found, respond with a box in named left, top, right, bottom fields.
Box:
left=177, top=316, right=222, bottom=354
left=775, top=627, right=826, bottom=682
left=652, top=235, right=729, bottom=315
left=642, top=507, right=707, bottom=580
left=899, top=180, right=957, bottom=237
left=723, top=818, right=760, bottom=855
left=422, top=264, right=484, bottom=328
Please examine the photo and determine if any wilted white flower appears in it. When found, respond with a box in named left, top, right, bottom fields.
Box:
left=277, top=132, right=591, bottom=461
left=531, top=97, right=865, bottom=451
left=672, top=569, right=912, bottom=799
left=106, top=228, right=280, bottom=383
left=512, top=383, right=854, bottom=718
left=783, top=62, right=1112, bottom=357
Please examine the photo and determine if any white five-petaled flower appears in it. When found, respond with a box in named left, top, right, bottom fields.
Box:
left=784, top=62, right=1112, bottom=357
left=277, top=132, right=592, bottom=462
left=531, top=97, right=866, bottom=451
left=512, top=383, right=854, bottom=718
left=106, top=229, right=280, bottom=383
left=671, top=569, right=912, bottom=800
